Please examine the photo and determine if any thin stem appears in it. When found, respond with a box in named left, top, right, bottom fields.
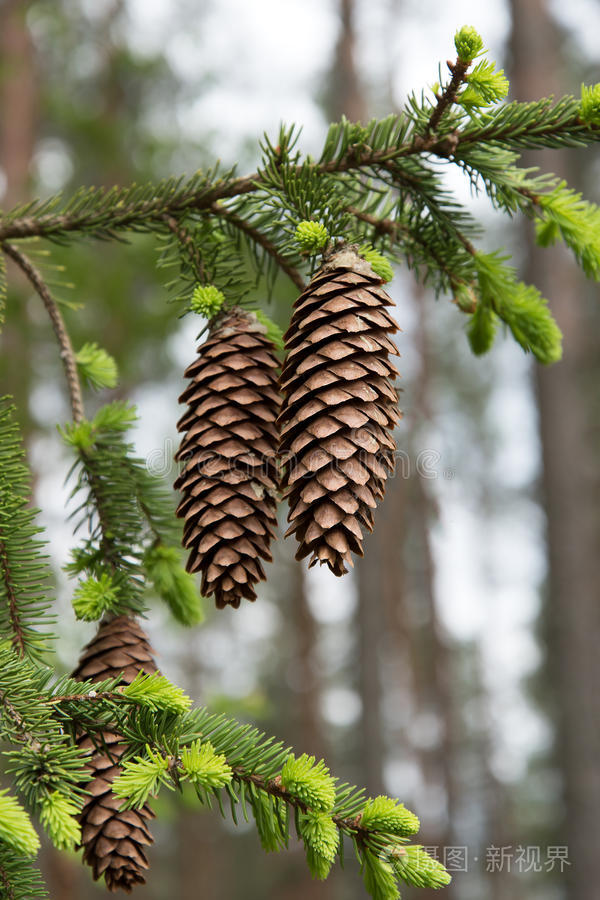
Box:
left=423, top=57, right=471, bottom=137
left=45, top=690, right=123, bottom=706
left=2, top=243, right=85, bottom=424
left=0, top=690, right=42, bottom=752
left=210, top=202, right=306, bottom=292
left=231, top=768, right=372, bottom=840
left=0, top=538, right=25, bottom=658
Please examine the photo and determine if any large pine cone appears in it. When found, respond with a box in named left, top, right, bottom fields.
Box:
left=72, top=615, right=157, bottom=893
left=174, top=308, right=281, bottom=608
left=279, top=245, right=400, bottom=576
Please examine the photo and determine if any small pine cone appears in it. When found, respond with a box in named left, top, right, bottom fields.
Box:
left=279, top=245, right=400, bottom=576
left=174, top=307, right=281, bottom=608
left=72, top=615, right=157, bottom=893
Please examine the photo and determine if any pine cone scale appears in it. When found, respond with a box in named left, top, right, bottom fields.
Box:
left=175, top=308, right=281, bottom=608
left=73, top=616, right=158, bottom=893
left=279, top=246, right=401, bottom=575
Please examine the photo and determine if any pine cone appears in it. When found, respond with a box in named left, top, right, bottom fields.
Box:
left=72, top=615, right=157, bottom=893
left=174, top=308, right=281, bottom=608
left=279, top=245, right=400, bottom=575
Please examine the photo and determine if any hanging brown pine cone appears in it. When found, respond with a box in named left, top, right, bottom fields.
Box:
left=174, top=307, right=281, bottom=608
left=279, top=244, right=400, bottom=576
left=72, top=615, right=157, bottom=893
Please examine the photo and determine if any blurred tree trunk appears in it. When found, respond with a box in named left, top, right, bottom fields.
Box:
left=0, top=0, right=37, bottom=207
left=326, top=0, right=388, bottom=803
left=289, top=562, right=326, bottom=760
left=509, top=2, right=600, bottom=898
left=0, top=0, right=37, bottom=430
left=408, top=291, right=458, bottom=849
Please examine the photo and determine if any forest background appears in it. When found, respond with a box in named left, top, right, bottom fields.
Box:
left=0, top=0, right=598, bottom=898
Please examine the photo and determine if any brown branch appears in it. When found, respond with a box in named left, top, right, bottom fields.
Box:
left=0, top=863, right=15, bottom=900
left=45, top=689, right=123, bottom=706
left=0, top=690, right=42, bottom=752
left=2, top=242, right=85, bottom=424
left=0, top=538, right=25, bottom=658
left=209, top=202, right=306, bottom=292
left=422, top=57, right=471, bottom=138
left=230, top=768, right=374, bottom=844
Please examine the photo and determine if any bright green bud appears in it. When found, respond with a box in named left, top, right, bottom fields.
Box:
left=59, top=420, right=94, bottom=450
left=359, top=244, right=394, bottom=282
left=580, top=83, right=600, bottom=127
left=39, top=791, right=81, bottom=851
left=72, top=573, right=118, bottom=621
left=499, top=287, right=563, bottom=365
left=535, top=218, right=560, bottom=247
left=76, top=342, right=118, bottom=390
left=453, top=282, right=477, bottom=313
left=348, top=123, right=370, bottom=146
left=190, top=284, right=225, bottom=317
left=280, top=753, right=336, bottom=811
left=390, top=845, right=452, bottom=889
left=467, top=301, right=497, bottom=355
left=144, top=544, right=204, bottom=626
left=0, top=790, right=40, bottom=856
left=299, top=811, right=339, bottom=879
left=362, top=850, right=400, bottom=900
left=180, top=740, right=233, bottom=789
left=360, top=796, right=420, bottom=836
left=113, top=746, right=170, bottom=808
left=92, top=401, right=137, bottom=434
left=251, top=309, right=285, bottom=351
left=122, top=672, right=192, bottom=713
left=454, top=25, right=484, bottom=62
left=460, top=61, right=509, bottom=107
left=295, top=220, right=329, bottom=253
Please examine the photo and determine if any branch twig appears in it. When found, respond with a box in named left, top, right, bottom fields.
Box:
left=347, top=205, right=478, bottom=295
left=0, top=109, right=595, bottom=245
left=0, top=539, right=25, bottom=658
left=423, top=57, right=471, bottom=137
left=2, top=243, right=85, bottom=425
left=161, top=213, right=205, bottom=282
left=0, top=690, right=42, bottom=752
left=210, top=202, right=306, bottom=292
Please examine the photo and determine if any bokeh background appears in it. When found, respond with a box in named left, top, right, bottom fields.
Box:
left=1, top=0, right=599, bottom=898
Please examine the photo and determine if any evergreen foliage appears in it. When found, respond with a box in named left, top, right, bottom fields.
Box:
left=75, top=342, right=119, bottom=391
left=0, top=399, right=54, bottom=660
left=1, top=26, right=600, bottom=898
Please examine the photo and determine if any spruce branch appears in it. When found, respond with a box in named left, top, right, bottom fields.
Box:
left=0, top=539, right=23, bottom=659
left=0, top=690, right=42, bottom=753
left=0, top=848, right=48, bottom=900
left=0, top=99, right=598, bottom=246
left=0, top=400, right=54, bottom=659
left=116, top=707, right=447, bottom=896
left=2, top=243, right=84, bottom=425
